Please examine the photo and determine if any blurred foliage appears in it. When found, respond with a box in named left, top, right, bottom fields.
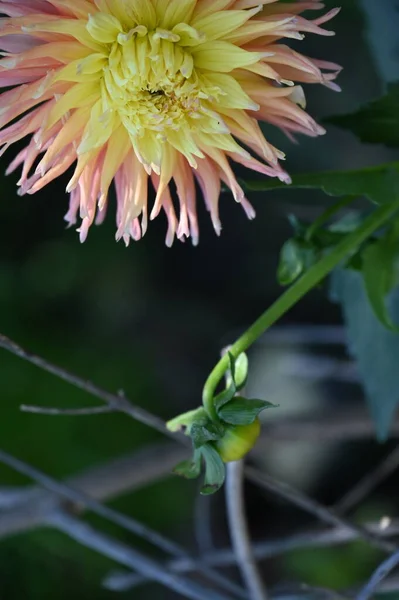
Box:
left=284, top=542, right=380, bottom=590
left=327, top=83, right=399, bottom=148
left=243, top=163, right=399, bottom=206
left=331, top=270, right=399, bottom=441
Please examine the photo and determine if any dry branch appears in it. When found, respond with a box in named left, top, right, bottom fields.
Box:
left=245, top=467, right=396, bottom=553
left=104, top=520, right=399, bottom=592
left=0, top=333, right=182, bottom=442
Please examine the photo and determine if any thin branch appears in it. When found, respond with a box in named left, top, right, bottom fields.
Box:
left=356, top=549, right=399, bottom=600
left=0, top=487, right=29, bottom=509
left=226, top=460, right=268, bottom=600
left=20, top=404, right=113, bottom=416
left=362, top=575, right=399, bottom=594
left=0, top=448, right=245, bottom=599
left=334, top=445, right=399, bottom=514
left=272, top=583, right=351, bottom=600
left=104, top=520, right=399, bottom=592
left=3, top=331, right=398, bottom=443
left=255, top=324, right=347, bottom=346
left=0, top=448, right=187, bottom=556
left=259, top=411, right=399, bottom=442
left=0, top=442, right=188, bottom=539
left=48, top=511, right=231, bottom=600
left=0, top=333, right=180, bottom=442
left=245, top=467, right=396, bottom=553
left=104, top=566, right=247, bottom=598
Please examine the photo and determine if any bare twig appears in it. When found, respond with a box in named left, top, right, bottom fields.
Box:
left=0, top=443, right=189, bottom=540
left=3, top=333, right=398, bottom=443
left=241, top=324, right=347, bottom=346
left=0, top=448, right=189, bottom=556
left=226, top=460, right=268, bottom=600
left=0, top=443, right=188, bottom=539
left=334, top=445, right=399, bottom=514
left=20, top=404, right=113, bottom=416
left=104, top=520, right=399, bottom=592
left=0, top=333, right=179, bottom=441
left=362, top=575, right=399, bottom=594
left=259, top=411, right=399, bottom=442
left=0, top=487, right=29, bottom=509
left=245, top=467, right=396, bottom=553
left=48, top=511, right=231, bottom=600
left=356, top=549, right=399, bottom=600
left=272, top=583, right=351, bottom=600
left=0, top=448, right=245, bottom=599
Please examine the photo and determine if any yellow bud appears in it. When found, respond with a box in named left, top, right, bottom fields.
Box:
left=215, top=418, right=261, bottom=463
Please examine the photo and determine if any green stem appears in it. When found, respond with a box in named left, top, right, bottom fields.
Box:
left=305, top=195, right=356, bottom=242
left=202, top=200, right=399, bottom=420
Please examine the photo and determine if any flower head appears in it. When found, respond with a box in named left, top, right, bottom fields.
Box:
left=0, top=0, right=341, bottom=245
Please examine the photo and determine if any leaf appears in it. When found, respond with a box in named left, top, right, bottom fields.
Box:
left=173, top=450, right=202, bottom=480
left=190, top=422, right=224, bottom=449
left=233, top=353, right=249, bottom=391
left=362, top=235, right=399, bottom=331
left=242, top=162, right=399, bottom=206
left=278, top=238, right=317, bottom=286
left=326, top=83, right=399, bottom=148
left=218, top=397, right=277, bottom=425
left=214, top=384, right=236, bottom=412
left=331, top=269, right=399, bottom=440
left=200, top=444, right=225, bottom=495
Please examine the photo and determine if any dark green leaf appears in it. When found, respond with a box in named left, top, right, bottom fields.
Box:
left=200, top=444, right=225, bottom=495
left=173, top=450, right=202, bottom=480
left=190, top=422, right=224, bottom=449
left=278, top=238, right=317, bottom=285
left=326, top=83, right=399, bottom=148
left=218, top=397, right=277, bottom=425
left=242, top=162, right=399, bottom=206
left=331, top=269, right=399, bottom=440
left=214, top=385, right=236, bottom=412
left=362, top=236, right=399, bottom=331
left=288, top=214, right=307, bottom=237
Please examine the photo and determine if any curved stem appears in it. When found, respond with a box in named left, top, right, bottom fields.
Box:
left=202, top=200, right=399, bottom=418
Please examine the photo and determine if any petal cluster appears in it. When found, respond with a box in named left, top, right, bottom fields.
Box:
left=0, top=0, right=341, bottom=245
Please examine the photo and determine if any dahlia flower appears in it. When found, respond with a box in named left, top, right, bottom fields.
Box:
left=0, top=0, right=340, bottom=245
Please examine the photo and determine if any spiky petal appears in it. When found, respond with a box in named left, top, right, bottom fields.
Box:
left=0, top=0, right=341, bottom=245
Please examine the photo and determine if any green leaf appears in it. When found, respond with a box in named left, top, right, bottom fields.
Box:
left=190, top=422, right=224, bottom=449
left=218, top=397, right=277, bottom=425
left=326, top=83, right=399, bottom=148
left=200, top=444, right=225, bottom=495
left=362, top=235, right=399, bottom=331
left=242, top=162, right=399, bottom=206
left=232, top=353, right=249, bottom=391
left=173, top=450, right=202, bottom=480
left=214, top=385, right=236, bottom=412
left=278, top=238, right=317, bottom=286
left=331, top=269, right=399, bottom=440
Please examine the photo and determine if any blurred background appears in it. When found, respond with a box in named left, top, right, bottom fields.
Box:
left=0, top=1, right=398, bottom=598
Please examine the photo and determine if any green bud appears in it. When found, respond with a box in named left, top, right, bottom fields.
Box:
left=215, top=418, right=261, bottom=463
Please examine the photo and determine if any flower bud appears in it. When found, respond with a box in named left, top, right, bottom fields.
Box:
left=215, top=418, right=261, bottom=463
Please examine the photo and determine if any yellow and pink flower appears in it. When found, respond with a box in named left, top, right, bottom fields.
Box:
left=0, top=0, right=341, bottom=245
